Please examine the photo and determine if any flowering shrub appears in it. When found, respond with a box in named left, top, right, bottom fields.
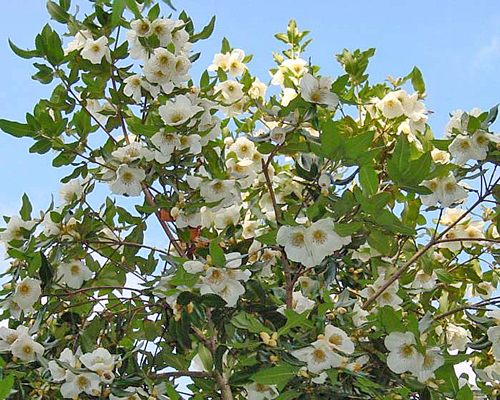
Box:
left=1, top=1, right=500, bottom=399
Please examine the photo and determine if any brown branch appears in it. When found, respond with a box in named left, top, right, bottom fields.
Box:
left=142, top=184, right=186, bottom=257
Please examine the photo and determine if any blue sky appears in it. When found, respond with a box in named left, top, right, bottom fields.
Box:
left=0, top=0, right=499, bottom=238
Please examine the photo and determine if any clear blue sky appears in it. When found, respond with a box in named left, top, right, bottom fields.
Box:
left=1, top=0, right=500, bottom=241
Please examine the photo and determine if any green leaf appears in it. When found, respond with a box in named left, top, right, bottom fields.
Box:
left=278, top=309, right=311, bottom=336
left=404, top=152, right=432, bottom=186
left=319, top=119, right=343, bottom=159
left=409, top=66, right=425, bottom=93
left=230, top=312, right=267, bottom=333
left=0, top=119, right=32, bottom=138
left=380, top=306, right=405, bottom=333
left=46, top=0, right=70, bottom=23
left=251, top=363, right=300, bottom=391
left=275, top=392, right=301, bottom=400
left=191, top=16, right=216, bottom=43
left=334, top=222, right=362, bottom=236
left=367, top=230, right=392, bottom=256
left=456, top=385, right=473, bottom=400
left=255, top=229, right=278, bottom=245
left=359, top=166, right=378, bottom=196
left=125, top=0, right=142, bottom=18
left=111, top=0, right=127, bottom=27
left=20, top=193, right=32, bottom=221
left=345, top=131, right=374, bottom=159
left=209, top=239, right=226, bottom=267
left=8, top=39, right=41, bottom=59
left=0, top=374, right=14, bottom=399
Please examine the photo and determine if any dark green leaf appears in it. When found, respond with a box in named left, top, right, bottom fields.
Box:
left=0, top=119, right=32, bottom=138
left=359, top=166, right=378, bottom=196
left=191, top=16, right=216, bottom=43
left=8, top=39, right=41, bottom=59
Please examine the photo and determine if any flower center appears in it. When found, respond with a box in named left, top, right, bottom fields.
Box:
left=23, top=345, right=33, bottom=355
left=18, top=283, right=31, bottom=295
left=122, top=172, right=134, bottom=183
left=91, top=45, right=100, bottom=53
left=291, top=232, right=305, bottom=247
left=311, top=229, right=327, bottom=245
left=310, top=91, right=322, bottom=102
left=398, top=344, right=415, bottom=358
left=329, top=334, right=343, bottom=346
left=212, top=182, right=224, bottom=193
left=459, top=140, right=470, bottom=150
left=70, top=264, right=80, bottom=275
left=444, top=182, right=455, bottom=193
left=170, top=112, right=184, bottom=123
left=76, top=376, right=90, bottom=389
left=312, top=349, right=326, bottom=362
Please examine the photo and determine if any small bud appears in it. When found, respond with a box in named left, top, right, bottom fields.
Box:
left=269, top=355, right=279, bottom=363
left=316, top=334, right=325, bottom=340
left=260, top=332, right=271, bottom=344
left=170, top=206, right=180, bottom=219
left=186, top=302, right=194, bottom=314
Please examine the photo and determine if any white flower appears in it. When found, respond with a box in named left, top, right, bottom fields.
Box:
left=249, top=78, right=267, bottom=99
left=0, top=325, right=29, bottom=351
left=351, top=302, right=369, bottom=327
left=299, top=74, right=339, bottom=110
left=86, top=99, right=115, bottom=126
left=228, top=137, right=255, bottom=160
left=441, top=323, right=471, bottom=352
left=215, top=80, right=244, bottom=103
left=411, top=270, right=437, bottom=290
left=345, top=356, right=370, bottom=373
left=440, top=208, right=469, bottom=226
left=415, top=348, right=444, bottom=383
left=214, top=204, right=241, bottom=230
left=108, top=164, right=145, bottom=196
left=126, top=30, right=148, bottom=60
left=79, top=348, right=115, bottom=373
left=110, top=387, right=142, bottom=400
left=277, top=225, right=311, bottom=266
left=59, top=179, right=85, bottom=205
left=10, top=333, right=44, bottom=362
left=64, top=30, right=92, bottom=55
left=384, top=332, right=423, bottom=374
left=200, top=268, right=246, bottom=307
left=376, top=92, right=405, bottom=119
left=281, top=88, right=298, bottom=106
left=291, top=341, right=343, bottom=374
left=227, top=49, right=247, bottom=77
left=208, top=53, right=231, bottom=72
left=48, top=348, right=77, bottom=381
left=199, top=179, right=239, bottom=208
left=184, top=261, right=205, bottom=274
left=112, top=142, right=153, bottom=163
left=449, top=135, right=485, bottom=165
left=488, top=310, right=500, bottom=325
left=159, top=95, right=203, bottom=126
left=244, top=382, right=279, bottom=400
left=81, top=36, right=111, bottom=64
left=131, top=19, right=152, bottom=37
left=431, top=149, right=450, bottom=164
left=316, top=325, right=355, bottom=354
left=151, top=18, right=173, bottom=46
left=488, top=326, right=500, bottom=360
left=0, top=216, right=35, bottom=244
left=271, top=58, right=308, bottom=87
left=58, top=260, right=93, bottom=289
left=282, top=291, right=315, bottom=314
left=60, top=371, right=101, bottom=398
left=123, top=74, right=145, bottom=102
left=421, top=173, right=468, bottom=208
left=150, top=129, right=180, bottom=163
left=306, top=218, right=351, bottom=266
left=13, top=277, right=42, bottom=310
left=444, top=110, right=466, bottom=138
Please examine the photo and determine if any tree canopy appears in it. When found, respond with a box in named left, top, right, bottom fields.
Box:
left=1, top=1, right=500, bottom=399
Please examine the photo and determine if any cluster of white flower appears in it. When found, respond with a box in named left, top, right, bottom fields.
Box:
left=65, top=30, right=111, bottom=64
left=421, top=173, right=468, bottom=208
left=292, top=325, right=355, bottom=378
left=277, top=218, right=351, bottom=267
left=0, top=325, right=44, bottom=362
left=384, top=332, right=444, bottom=383
left=47, top=347, right=119, bottom=398
left=299, top=73, right=339, bottom=110
left=208, top=48, right=248, bottom=77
